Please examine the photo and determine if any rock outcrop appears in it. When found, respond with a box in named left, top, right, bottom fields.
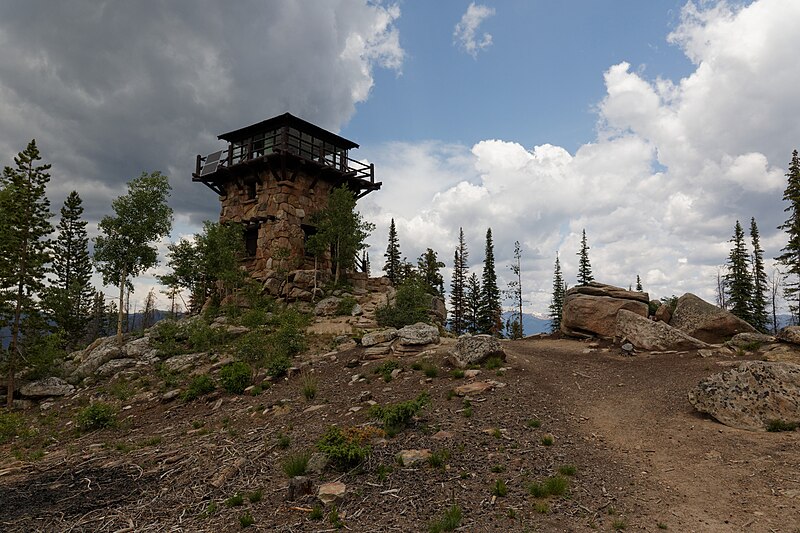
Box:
left=616, top=309, right=708, bottom=351
left=19, top=377, right=75, bottom=398
left=450, top=334, right=505, bottom=368
left=397, top=323, right=439, bottom=346
left=561, top=283, right=649, bottom=338
left=777, top=326, right=800, bottom=345
left=670, top=293, right=756, bottom=343
left=688, top=361, right=800, bottom=431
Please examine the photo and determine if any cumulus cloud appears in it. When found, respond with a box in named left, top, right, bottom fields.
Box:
left=453, top=2, right=495, bottom=58
left=367, top=0, right=799, bottom=314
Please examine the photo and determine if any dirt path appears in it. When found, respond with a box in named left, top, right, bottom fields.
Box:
left=505, top=338, right=800, bottom=532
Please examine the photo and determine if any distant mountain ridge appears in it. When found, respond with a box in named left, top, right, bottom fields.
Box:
left=501, top=311, right=552, bottom=336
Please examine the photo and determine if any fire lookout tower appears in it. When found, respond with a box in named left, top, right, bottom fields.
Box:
left=193, top=113, right=381, bottom=282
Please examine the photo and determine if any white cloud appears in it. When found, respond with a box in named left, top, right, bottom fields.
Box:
left=366, top=0, right=799, bottom=315
left=453, top=3, right=495, bottom=58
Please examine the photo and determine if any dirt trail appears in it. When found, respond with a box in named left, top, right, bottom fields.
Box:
left=505, top=338, right=800, bottom=532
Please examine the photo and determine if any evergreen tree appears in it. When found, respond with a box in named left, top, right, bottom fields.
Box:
left=749, top=217, right=769, bottom=332
left=47, top=191, right=94, bottom=348
left=383, top=218, right=401, bottom=284
left=577, top=229, right=594, bottom=286
left=506, top=241, right=524, bottom=339
left=479, top=228, right=502, bottom=335
left=548, top=254, right=565, bottom=333
left=465, top=272, right=482, bottom=334
left=417, top=248, right=445, bottom=297
left=93, top=171, right=173, bottom=344
left=725, top=220, right=754, bottom=324
left=635, top=275, right=643, bottom=292
left=449, top=228, right=468, bottom=335
left=0, top=140, right=54, bottom=408
left=777, top=149, right=800, bottom=323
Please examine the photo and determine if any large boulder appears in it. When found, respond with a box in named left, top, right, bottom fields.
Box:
left=19, top=377, right=75, bottom=398
left=561, top=283, right=649, bottom=338
left=397, top=322, right=439, bottom=345
left=451, top=334, right=505, bottom=368
left=314, top=296, right=341, bottom=316
left=615, top=309, right=708, bottom=351
left=670, top=293, right=756, bottom=343
left=688, top=361, right=800, bottom=431
left=361, top=328, right=398, bottom=347
left=777, top=326, right=800, bottom=345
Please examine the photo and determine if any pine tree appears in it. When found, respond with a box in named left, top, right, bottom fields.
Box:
left=548, top=254, right=565, bottom=333
left=577, top=229, right=594, bottom=286
left=725, top=220, right=754, bottom=324
left=479, top=228, right=502, bottom=335
left=449, top=228, right=468, bottom=335
left=777, top=149, right=800, bottom=323
left=93, top=171, right=173, bottom=344
left=749, top=217, right=769, bottom=332
left=47, top=191, right=94, bottom=348
left=635, top=275, right=643, bottom=292
left=417, top=248, right=445, bottom=297
left=506, top=241, right=524, bottom=339
left=0, top=140, right=54, bottom=407
left=383, top=218, right=401, bottom=284
left=465, top=272, right=482, bottom=334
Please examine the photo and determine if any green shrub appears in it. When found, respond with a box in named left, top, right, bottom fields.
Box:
left=422, top=363, right=438, bottom=378
left=150, top=320, right=183, bottom=358
left=428, top=449, right=451, bottom=469
left=0, top=411, right=24, bottom=445
left=182, top=374, right=216, bottom=401
left=235, top=331, right=268, bottom=364
left=21, top=331, right=66, bottom=380
left=527, top=419, right=541, bottom=428
left=309, top=505, right=323, bottom=521
left=335, top=295, right=358, bottom=316
left=558, top=464, right=577, bottom=476
left=239, top=511, right=255, bottom=528
left=766, top=419, right=798, bottom=432
left=376, top=278, right=431, bottom=328
left=492, top=479, right=508, bottom=497
left=282, top=451, right=310, bottom=477
left=76, top=402, right=117, bottom=432
left=373, top=360, right=400, bottom=382
left=369, top=392, right=429, bottom=434
left=239, top=308, right=270, bottom=328
left=301, top=374, right=317, bottom=400
left=541, top=433, right=554, bottom=446
left=428, top=505, right=462, bottom=533
left=268, top=308, right=310, bottom=358
left=529, top=475, right=569, bottom=498
left=277, top=433, right=291, bottom=449
left=316, top=426, right=371, bottom=470
left=247, top=490, right=262, bottom=503
left=219, top=361, right=252, bottom=394
left=225, top=493, right=244, bottom=507
left=264, top=353, right=291, bottom=378
left=484, top=356, right=503, bottom=370
left=187, top=319, right=227, bottom=352
left=450, top=369, right=465, bottom=379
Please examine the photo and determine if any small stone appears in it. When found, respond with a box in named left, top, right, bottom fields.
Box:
left=621, top=343, right=634, bottom=354
left=432, top=430, right=454, bottom=440
left=345, top=358, right=360, bottom=368
left=454, top=381, right=494, bottom=396
left=464, top=369, right=481, bottom=379
left=161, top=389, right=181, bottom=402
left=318, top=481, right=346, bottom=505
left=390, top=368, right=402, bottom=379
left=349, top=406, right=362, bottom=413
left=303, top=404, right=327, bottom=413
left=359, top=391, right=372, bottom=402
left=397, top=449, right=432, bottom=466
left=349, top=374, right=361, bottom=384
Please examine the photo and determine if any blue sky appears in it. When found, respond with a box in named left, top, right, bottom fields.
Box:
left=345, top=1, right=694, bottom=152
left=1, top=0, right=797, bottom=316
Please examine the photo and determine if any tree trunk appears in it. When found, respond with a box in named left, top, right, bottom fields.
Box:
left=312, top=256, right=318, bottom=302
left=116, top=265, right=126, bottom=345
left=6, top=281, right=24, bottom=409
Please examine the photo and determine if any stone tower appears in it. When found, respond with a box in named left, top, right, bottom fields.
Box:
left=192, top=113, right=381, bottom=284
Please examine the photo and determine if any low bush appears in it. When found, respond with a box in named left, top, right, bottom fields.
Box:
left=766, top=419, right=798, bottom=432
left=301, top=374, right=317, bottom=401
left=150, top=320, right=184, bottom=358
left=316, top=426, right=373, bottom=470
left=373, top=360, right=401, bottom=382
left=219, top=361, right=252, bottom=394
left=492, top=479, right=508, bottom=497
left=76, top=402, right=117, bottom=432
left=376, top=278, right=431, bottom=328
left=369, top=392, right=430, bottom=434
left=0, top=411, right=24, bottom=445
left=182, top=374, right=215, bottom=401
left=282, top=451, right=311, bottom=478
left=335, top=295, right=358, bottom=316
left=428, top=505, right=462, bottom=533
left=529, top=475, right=569, bottom=498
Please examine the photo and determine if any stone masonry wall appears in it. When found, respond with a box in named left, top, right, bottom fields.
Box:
left=219, top=169, right=335, bottom=281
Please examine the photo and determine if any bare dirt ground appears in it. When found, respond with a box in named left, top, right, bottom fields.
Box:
left=1, top=337, right=798, bottom=532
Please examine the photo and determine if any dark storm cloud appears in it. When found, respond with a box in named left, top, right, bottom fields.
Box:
left=0, top=0, right=402, bottom=225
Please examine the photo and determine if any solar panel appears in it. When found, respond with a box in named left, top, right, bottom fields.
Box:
left=199, top=150, right=223, bottom=177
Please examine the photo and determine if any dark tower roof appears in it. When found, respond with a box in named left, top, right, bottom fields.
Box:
left=218, top=112, right=359, bottom=150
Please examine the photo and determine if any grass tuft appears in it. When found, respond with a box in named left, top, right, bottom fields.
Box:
left=428, top=504, right=462, bottom=533
left=282, top=451, right=310, bottom=477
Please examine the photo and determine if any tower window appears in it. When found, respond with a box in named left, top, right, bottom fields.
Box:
left=244, top=226, right=259, bottom=257
left=246, top=181, right=257, bottom=200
